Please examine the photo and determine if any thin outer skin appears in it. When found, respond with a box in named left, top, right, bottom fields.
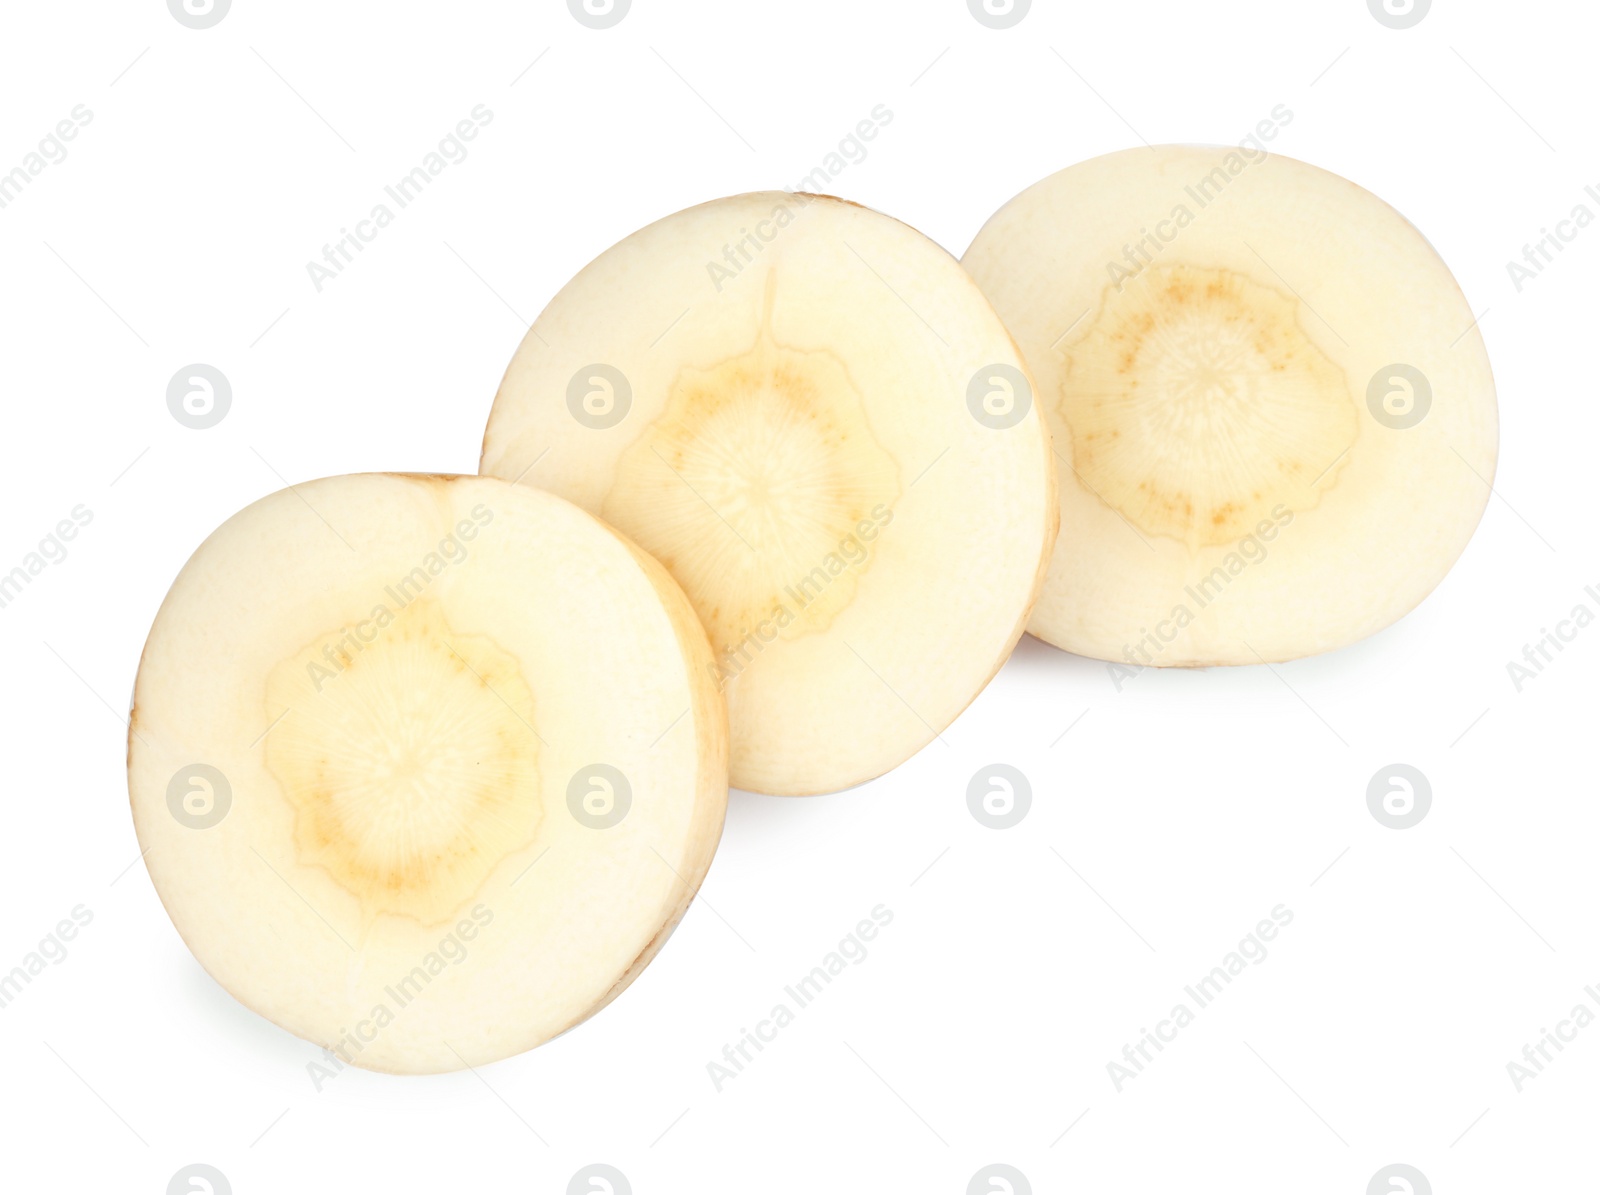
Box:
left=550, top=514, right=729, bottom=1032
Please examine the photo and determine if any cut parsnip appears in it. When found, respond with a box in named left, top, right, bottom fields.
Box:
left=963, top=147, right=1498, bottom=666
left=482, top=192, right=1058, bottom=795
left=128, top=473, right=727, bottom=1073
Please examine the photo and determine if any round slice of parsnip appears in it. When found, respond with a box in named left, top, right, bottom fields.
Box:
left=963, top=147, right=1498, bottom=666
left=481, top=192, right=1057, bottom=795
left=128, top=473, right=727, bottom=1073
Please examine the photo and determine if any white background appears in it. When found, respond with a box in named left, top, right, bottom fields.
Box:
left=0, top=1, right=1594, bottom=1191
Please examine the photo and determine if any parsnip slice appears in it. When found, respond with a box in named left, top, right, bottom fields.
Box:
left=128, top=474, right=727, bottom=1073
left=962, top=147, right=1498, bottom=665
left=481, top=193, right=1058, bottom=794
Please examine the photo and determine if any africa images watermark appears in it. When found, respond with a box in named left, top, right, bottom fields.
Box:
left=1504, top=183, right=1600, bottom=293
left=1503, top=581, right=1600, bottom=692
left=706, top=503, right=894, bottom=690
left=1504, top=981, right=1600, bottom=1094
left=301, top=503, right=495, bottom=693
left=1107, top=506, right=1294, bottom=689
left=305, top=104, right=494, bottom=292
left=0, top=104, right=93, bottom=213
left=1104, top=105, right=1293, bottom=290
left=704, top=103, right=894, bottom=294
left=0, top=505, right=94, bottom=613
left=1106, top=904, right=1294, bottom=1092
left=307, top=903, right=494, bottom=1090
left=705, top=904, right=894, bottom=1092
left=0, top=905, right=94, bottom=1012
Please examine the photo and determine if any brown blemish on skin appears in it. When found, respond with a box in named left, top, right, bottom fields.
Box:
left=793, top=192, right=871, bottom=211
left=391, top=472, right=463, bottom=484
